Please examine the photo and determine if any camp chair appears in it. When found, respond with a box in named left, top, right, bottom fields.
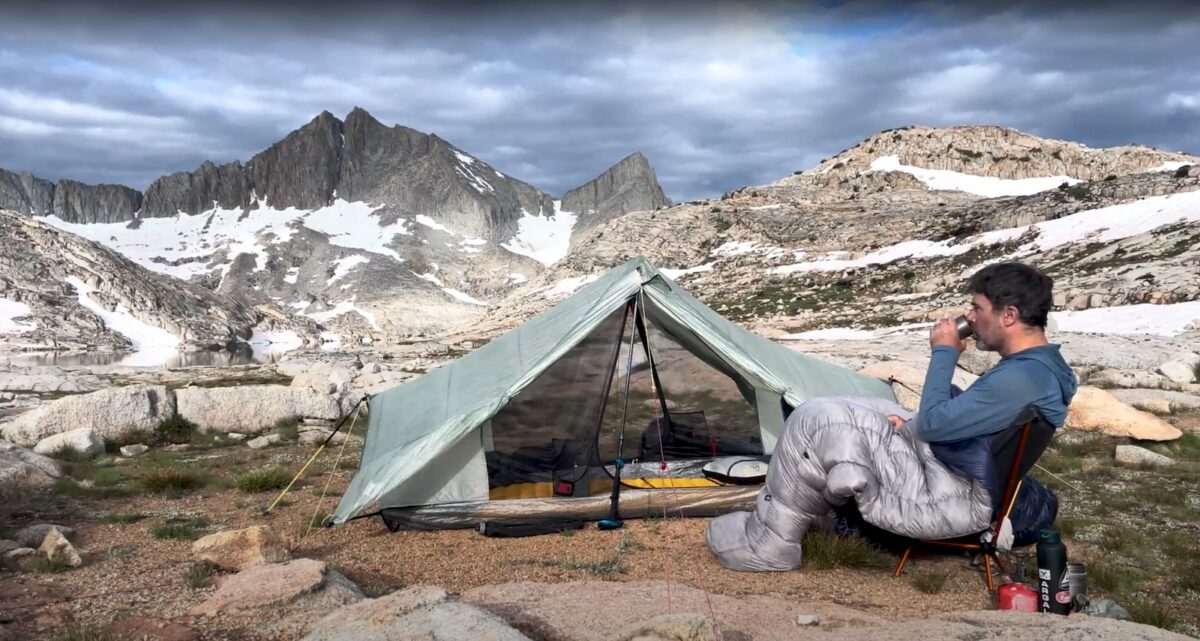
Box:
left=892, top=406, right=1054, bottom=590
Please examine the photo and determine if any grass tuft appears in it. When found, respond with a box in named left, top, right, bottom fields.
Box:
left=49, top=445, right=95, bottom=463
left=150, top=518, right=209, bottom=540
left=139, top=468, right=207, bottom=493
left=274, top=416, right=301, bottom=442
left=1126, top=600, right=1177, bottom=629
left=1088, top=558, right=1145, bottom=596
left=186, top=561, right=216, bottom=589
left=154, top=415, right=199, bottom=445
left=28, top=556, right=74, bottom=574
left=235, top=467, right=293, bottom=493
left=50, top=625, right=115, bottom=641
left=802, top=532, right=888, bottom=569
left=911, top=572, right=947, bottom=594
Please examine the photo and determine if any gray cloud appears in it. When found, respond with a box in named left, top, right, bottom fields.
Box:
left=0, top=1, right=1197, bottom=202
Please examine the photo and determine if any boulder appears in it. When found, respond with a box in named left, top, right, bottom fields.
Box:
left=38, top=527, right=81, bottom=567
left=1065, top=387, right=1182, bottom=441
left=1114, top=445, right=1174, bottom=468
left=0, top=442, right=60, bottom=497
left=176, top=385, right=340, bottom=434
left=0, top=540, right=19, bottom=556
left=32, top=428, right=104, bottom=457
left=617, top=613, right=714, bottom=641
left=247, top=434, right=281, bottom=449
left=1157, top=361, right=1197, bottom=384
left=120, top=444, right=149, bottom=457
left=0, top=373, right=90, bottom=394
left=298, top=429, right=346, bottom=446
left=0, top=385, right=174, bottom=446
left=14, top=524, right=74, bottom=548
left=13, top=524, right=72, bottom=548
left=1110, top=389, right=1200, bottom=412
left=859, top=361, right=978, bottom=412
left=1087, top=369, right=1179, bottom=391
left=192, top=526, right=291, bottom=571
left=2, top=547, right=35, bottom=565
left=187, top=558, right=362, bottom=616
left=302, top=586, right=531, bottom=641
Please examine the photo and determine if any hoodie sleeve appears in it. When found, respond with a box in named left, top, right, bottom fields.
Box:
left=915, top=349, right=1050, bottom=443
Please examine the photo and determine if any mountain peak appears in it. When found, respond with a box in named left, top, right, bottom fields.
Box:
left=562, top=152, right=670, bottom=238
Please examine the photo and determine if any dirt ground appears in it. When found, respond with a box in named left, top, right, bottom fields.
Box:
left=3, top=410, right=1198, bottom=640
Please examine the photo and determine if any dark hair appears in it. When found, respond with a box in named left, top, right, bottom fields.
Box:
left=967, top=262, right=1053, bottom=328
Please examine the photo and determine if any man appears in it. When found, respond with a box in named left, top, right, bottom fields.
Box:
left=889, top=261, right=1078, bottom=441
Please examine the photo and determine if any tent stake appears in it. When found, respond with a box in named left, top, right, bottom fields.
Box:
left=264, top=395, right=369, bottom=515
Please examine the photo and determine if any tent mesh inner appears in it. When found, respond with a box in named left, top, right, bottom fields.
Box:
left=486, top=300, right=762, bottom=492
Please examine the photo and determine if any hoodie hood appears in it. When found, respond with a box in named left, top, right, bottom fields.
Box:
left=1004, top=344, right=1079, bottom=423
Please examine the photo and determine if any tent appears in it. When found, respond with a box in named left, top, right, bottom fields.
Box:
left=331, top=256, right=895, bottom=529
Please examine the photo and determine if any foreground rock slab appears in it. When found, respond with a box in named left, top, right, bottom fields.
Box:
left=302, top=585, right=531, bottom=641
left=460, top=580, right=1191, bottom=641
left=1, top=384, right=174, bottom=446
left=187, top=558, right=360, bottom=617
left=192, top=526, right=291, bottom=571
left=14, top=524, right=74, bottom=548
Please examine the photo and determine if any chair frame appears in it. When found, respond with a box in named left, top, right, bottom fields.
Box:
left=892, top=417, right=1035, bottom=591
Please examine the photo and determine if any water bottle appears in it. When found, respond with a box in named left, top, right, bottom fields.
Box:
left=1037, top=529, right=1071, bottom=614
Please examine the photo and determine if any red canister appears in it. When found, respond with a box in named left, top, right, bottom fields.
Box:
left=997, top=582, right=1040, bottom=612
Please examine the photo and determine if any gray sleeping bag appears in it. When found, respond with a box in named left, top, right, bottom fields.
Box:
left=706, top=395, right=992, bottom=571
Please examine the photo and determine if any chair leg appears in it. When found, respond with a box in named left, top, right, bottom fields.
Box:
left=983, top=554, right=994, bottom=591
left=893, top=545, right=913, bottom=577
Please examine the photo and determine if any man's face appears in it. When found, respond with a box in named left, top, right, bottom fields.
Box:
left=967, top=293, right=1003, bottom=352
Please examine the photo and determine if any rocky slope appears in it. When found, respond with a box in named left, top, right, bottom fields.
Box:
left=455, top=126, right=1200, bottom=342
left=0, top=211, right=318, bottom=353
left=0, top=108, right=669, bottom=342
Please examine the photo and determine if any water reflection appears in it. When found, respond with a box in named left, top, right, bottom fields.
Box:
left=1, top=345, right=286, bottom=369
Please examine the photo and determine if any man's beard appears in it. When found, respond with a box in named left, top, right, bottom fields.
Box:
left=974, top=334, right=999, bottom=352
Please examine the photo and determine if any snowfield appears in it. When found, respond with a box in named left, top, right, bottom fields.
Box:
left=0, top=298, right=36, bottom=334
left=867, top=155, right=1083, bottom=197
left=502, top=200, right=578, bottom=266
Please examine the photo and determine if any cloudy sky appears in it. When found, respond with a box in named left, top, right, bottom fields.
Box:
left=1, top=1, right=1197, bottom=202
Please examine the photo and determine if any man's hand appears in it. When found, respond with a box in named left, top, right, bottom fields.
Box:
left=885, top=414, right=906, bottom=431
left=930, top=317, right=965, bottom=352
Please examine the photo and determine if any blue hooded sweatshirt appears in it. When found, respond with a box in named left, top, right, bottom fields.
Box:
left=915, top=344, right=1079, bottom=443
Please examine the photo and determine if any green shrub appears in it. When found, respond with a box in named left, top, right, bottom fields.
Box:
left=139, top=469, right=207, bottom=493
left=235, top=467, right=293, bottom=493
left=49, top=445, right=95, bottom=463
left=1175, top=164, right=1192, bottom=178
left=150, top=518, right=208, bottom=540
left=155, top=415, right=198, bottom=445
left=1125, top=600, right=1177, bottom=629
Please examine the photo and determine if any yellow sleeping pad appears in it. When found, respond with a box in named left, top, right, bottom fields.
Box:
left=489, top=476, right=726, bottom=500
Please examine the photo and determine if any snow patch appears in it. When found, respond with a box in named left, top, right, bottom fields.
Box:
left=328, top=255, right=370, bottom=285
left=868, top=155, right=1083, bottom=197
left=414, top=271, right=488, bottom=306
left=66, top=276, right=180, bottom=366
left=1148, top=161, right=1190, bottom=173
left=1051, top=301, right=1200, bottom=336
left=509, top=273, right=529, bottom=284
left=244, top=328, right=304, bottom=359
left=305, top=300, right=380, bottom=331
left=771, top=190, right=1200, bottom=275
left=453, top=150, right=476, bottom=165
left=0, top=298, right=36, bottom=334
left=415, top=215, right=452, bottom=233
left=661, top=263, right=715, bottom=280
left=542, top=274, right=599, bottom=299
left=502, top=201, right=577, bottom=266
left=283, top=267, right=300, bottom=284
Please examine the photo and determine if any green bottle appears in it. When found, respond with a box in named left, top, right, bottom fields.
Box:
left=1037, top=529, right=1071, bottom=615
